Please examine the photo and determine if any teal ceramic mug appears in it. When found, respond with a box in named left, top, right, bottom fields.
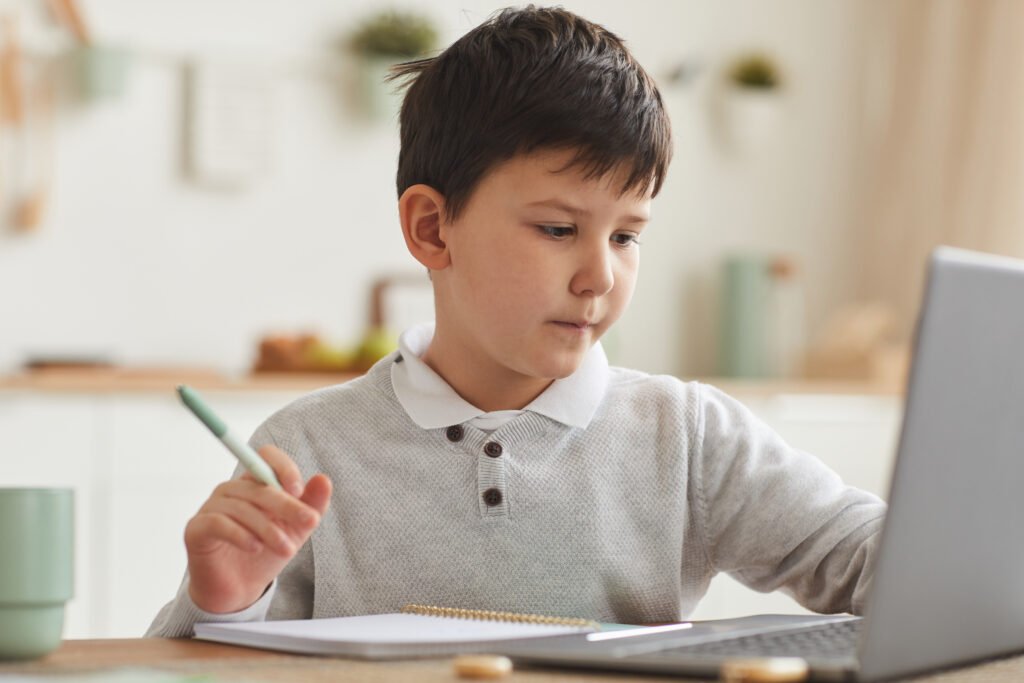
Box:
left=0, top=488, right=74, bottom=660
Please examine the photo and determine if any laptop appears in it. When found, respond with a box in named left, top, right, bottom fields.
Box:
left=497, top=246, right=1024, bottom=681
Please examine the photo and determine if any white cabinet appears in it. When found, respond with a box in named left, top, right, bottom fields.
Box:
left=687, top=391, right=902, bottom=620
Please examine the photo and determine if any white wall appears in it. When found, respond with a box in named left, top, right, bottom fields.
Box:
left=0, top=0, right=865, bottom=377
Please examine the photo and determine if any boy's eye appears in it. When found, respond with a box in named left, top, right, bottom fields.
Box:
left=612, top=233, right=641, bottom=247
left=537, top=225, right=575, bottom=238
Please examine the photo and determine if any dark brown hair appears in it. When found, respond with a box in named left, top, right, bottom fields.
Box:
left=390, top=5, right=672, bottom=221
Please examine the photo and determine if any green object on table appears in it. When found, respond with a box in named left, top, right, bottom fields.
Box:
left=0, top=488, right=74, bottom=660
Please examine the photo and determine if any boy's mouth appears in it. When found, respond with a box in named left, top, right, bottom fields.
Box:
left=551, top=320, right=595, bottom=331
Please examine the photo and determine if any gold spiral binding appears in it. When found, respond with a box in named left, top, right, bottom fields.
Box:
left=401, top=604, right=600, bottom=630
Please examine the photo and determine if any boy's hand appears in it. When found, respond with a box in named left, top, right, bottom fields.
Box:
left=184, top=445, right=333, bottom=614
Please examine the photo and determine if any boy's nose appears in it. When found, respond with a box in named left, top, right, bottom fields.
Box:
left=569, top=245, right=615, bottom=297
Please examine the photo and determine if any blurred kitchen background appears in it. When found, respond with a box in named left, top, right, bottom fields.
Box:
left=2, top=0, right=1023, bottom=637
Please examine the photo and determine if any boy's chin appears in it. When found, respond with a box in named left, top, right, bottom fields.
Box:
left=528, top=351, right=588, bottom=380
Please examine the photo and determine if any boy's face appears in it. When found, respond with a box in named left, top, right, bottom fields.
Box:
left=427, top=148, right=651, bottom=401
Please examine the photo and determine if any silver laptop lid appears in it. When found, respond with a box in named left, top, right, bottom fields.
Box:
left=858, top=247, right=1024, bottom=681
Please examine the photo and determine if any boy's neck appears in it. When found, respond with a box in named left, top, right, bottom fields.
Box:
left=420, top=335, right=555, bottom=413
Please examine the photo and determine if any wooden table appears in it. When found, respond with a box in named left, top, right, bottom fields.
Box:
left=0, top=638, right=677, bottom=682
left=2, top=639, right=1024, bottom=682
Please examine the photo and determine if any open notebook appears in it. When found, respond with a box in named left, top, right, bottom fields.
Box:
left=192, top=605, right=659, bottom=659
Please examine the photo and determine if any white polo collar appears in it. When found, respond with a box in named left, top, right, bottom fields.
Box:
left=390, top=322, right=609, bottom=430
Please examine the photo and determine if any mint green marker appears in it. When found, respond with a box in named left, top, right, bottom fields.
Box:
left=177, top=384, right=282, bottom=490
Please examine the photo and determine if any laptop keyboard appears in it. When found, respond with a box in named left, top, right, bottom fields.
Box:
left=639, top=618, right=861, bottom=661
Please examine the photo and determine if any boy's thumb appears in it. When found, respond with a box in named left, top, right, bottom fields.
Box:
left=301, top=474, right=333, bottom=515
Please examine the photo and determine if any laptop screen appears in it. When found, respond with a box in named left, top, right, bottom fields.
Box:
left=857, top=247, right=1024, bottom=681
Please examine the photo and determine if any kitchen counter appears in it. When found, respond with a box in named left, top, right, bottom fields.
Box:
left=0, top=367, right=902, bottom=395
left=700, top=376, right=903, bottom=396
left=0, top=367, right=359, bottom=393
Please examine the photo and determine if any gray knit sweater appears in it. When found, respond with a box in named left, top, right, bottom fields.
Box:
left=147, top=353, right=885, bottom=637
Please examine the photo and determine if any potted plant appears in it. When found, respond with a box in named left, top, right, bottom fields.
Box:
left=349, top=10, right=438, bottom=119
left=721, top=51, right=783, bottom=151
left=728, top=53, right=782, bottom=90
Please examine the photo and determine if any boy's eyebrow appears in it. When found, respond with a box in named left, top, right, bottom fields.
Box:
left=524, top=199, right=649, bottom=224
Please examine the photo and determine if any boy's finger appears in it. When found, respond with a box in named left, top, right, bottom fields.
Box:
left=205, top=497, right=296, bottom=556
left=186, top=510, right=262, bottom=555
left=220, top=479, right=319, bottom=534
left=256, top=445, right=304, bottom=496
left=300, top=474, right=333, bottom=516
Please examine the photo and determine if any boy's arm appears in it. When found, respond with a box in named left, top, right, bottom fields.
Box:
left=144, top=423, right=317, bottom=637
left=694, top=383, right=886, bottom=615
left=144, top=541, right=314, bottom=637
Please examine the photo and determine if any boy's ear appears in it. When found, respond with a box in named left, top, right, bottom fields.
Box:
left=399, top=184, right=450, bottom=271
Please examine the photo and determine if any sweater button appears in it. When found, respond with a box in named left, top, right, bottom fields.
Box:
left=446, top=425, right=464, bottom=442
left=482, top=488, right=503, bottom=507
left=483, top=442, right=503, bottom=458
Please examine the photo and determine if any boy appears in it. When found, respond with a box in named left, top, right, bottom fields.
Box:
left=148, top=6, right=884, bottom=636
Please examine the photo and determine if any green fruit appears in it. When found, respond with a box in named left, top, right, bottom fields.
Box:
left=304, top=340, right=355, bottom=371
left=355, top=327, right=398, bottom=368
